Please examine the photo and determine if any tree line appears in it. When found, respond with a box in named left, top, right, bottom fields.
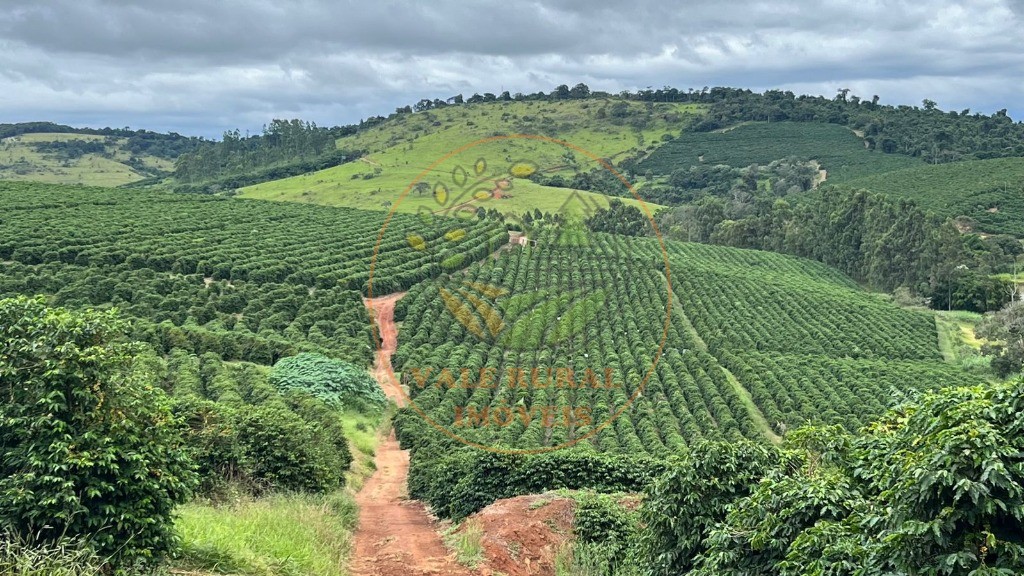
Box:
left=380, top=83, right=1022, bottom=164
left=657, top=188, right=1018, bottom=311
left=173, top=118, right=340, bottom=185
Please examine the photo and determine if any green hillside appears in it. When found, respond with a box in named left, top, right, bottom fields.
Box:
left=0, top=177, right=1004, bottom=575
left=840, top=157, right=1024, bottom=236
left=641, top=121, right=921, bottom=181
left=0, top=132, right=176, bottom=186
left=241, top=100, right=702, bottom=215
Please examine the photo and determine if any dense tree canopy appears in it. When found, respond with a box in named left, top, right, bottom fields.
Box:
left=656, top=187, right=1014, bottom=310
left=977, top=300, right=1024, bottom=377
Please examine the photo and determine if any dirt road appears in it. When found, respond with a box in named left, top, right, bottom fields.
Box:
left=364, top=293, right=405, bottom=401
left=352, top=294, right=478, bottom=576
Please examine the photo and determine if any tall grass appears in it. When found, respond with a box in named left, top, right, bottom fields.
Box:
left=443, top=521, right=484, bottom=568
left=554, top=541, right=641, bottom=576
left=0, top=533, right=103, bottom=576
left=174, top=492, right=357, bottom=576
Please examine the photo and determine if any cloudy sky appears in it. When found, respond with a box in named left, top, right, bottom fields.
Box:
left=1, top=0, right=1022, bottom=138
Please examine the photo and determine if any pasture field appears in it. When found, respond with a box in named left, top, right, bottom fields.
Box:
left=241, top=100, right=699, bottom=214
left=0, top=132, right=173, bottom=186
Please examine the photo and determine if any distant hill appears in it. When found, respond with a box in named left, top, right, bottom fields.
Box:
left=8, top=87, right=1024, bottom=237
left=0, top=122, right=201, bottom=186
left=239, top=99, right=701, bottom=215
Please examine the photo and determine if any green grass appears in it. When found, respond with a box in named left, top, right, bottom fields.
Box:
left=934, top=310, right=992, bottom=375
left=555, top=540, right=640, bottom=576
left=0, top=534, right=104, bottom=576
left=841, top=157, right=1024, bottom=236
left=340, top=409, right=382, bottom=459
left=241, top=100, right=696, bottom=215
left=0, top=133, right=173, bottom=186
left=174, top=493, right=355, bottom=576
left=443, top=520, right=485, bottom=569
left=641, top=122, right=921, bottom=181
left=172, top=405, right=392, bottom=575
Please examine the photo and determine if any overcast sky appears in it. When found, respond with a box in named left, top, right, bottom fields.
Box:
left=1, top=0, right=1022, bottom=138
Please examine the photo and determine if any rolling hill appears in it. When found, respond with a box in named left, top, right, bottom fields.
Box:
left=0, top=132, right=176, bottom=186
left=240, top=99, right=704, bottom=215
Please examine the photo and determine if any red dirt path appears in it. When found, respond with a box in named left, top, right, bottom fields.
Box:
left=352, top=293, right=479, bottom=576
left=364, top=293, right=405, bottom=401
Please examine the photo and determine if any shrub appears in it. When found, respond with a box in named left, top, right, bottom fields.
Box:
left=0, top=296, right=197, bottom=569
left=269, top=352, right=385, bottom=409
left=635, top=439, right=778, bottom=576
left=235, top=404, right=346, bottom=493
left=173, top=396, right=244, bottom=496
left=406, top=444, right=665, bottom=520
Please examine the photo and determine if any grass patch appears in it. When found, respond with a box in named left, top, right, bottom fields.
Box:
left=443, top=520, right=485, bottom=569
left=0, top=133, right=172, bottom=186
left=173, top=493, right=355, bottom=576
left=934, top=311, right=992, bottom=375
left=0, top=533, right=103, bottom=576
left=340, top=408, right=383, bottom=458
left=554, top=541, right=641, bottom=576
left=528, top=497, right=553, bottom=510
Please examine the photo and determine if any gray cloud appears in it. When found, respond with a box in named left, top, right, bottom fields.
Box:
left=0, top=0, right=1021, bottom=137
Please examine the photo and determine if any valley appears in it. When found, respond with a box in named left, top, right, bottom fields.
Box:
left=3, top=86, right=1024, bottom=576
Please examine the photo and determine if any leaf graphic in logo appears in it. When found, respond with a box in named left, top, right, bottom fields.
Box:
left=510, top=162, right=537, bottom=178
left=444, top=228, right=467, bottom=242
left=499, top=290, right=575, bottom=350
left=441, top=253, right=466, bottom=271
left=500, top=290, right=549, bottom=319
left=496, top=289, right=607, bottom=350
left=464, top=282, right=508, bottom=300
left=551, top=289, right=606, bottom=344
left=434, top=182, right=449, bottom=205
left=440, top=287, right=487, bottom=340
left=407, top=234, right=427, bottom=251
left=457, top=288, right=505, bottom=338
left=440, top=281, right=510, bottom=341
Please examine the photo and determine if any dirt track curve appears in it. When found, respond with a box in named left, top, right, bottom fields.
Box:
left=352, top=294, right=479, bottom=576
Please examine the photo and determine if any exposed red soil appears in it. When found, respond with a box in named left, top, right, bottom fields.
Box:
left=458, top=494, right=576, bottom=576
left=355, top=294, right=575, bottom=576
left=350, top=427, right=479, bottom=576
left=363, top=292, right=405, bottom=402
left=353, top=293, right=478, bottom=576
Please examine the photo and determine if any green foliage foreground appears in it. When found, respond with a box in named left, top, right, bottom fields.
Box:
left=0, top=296, right=196, bottom=570
left=400, top=376, right=1024, bottom=575
left=637, top=378, right=1024, bottom=576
